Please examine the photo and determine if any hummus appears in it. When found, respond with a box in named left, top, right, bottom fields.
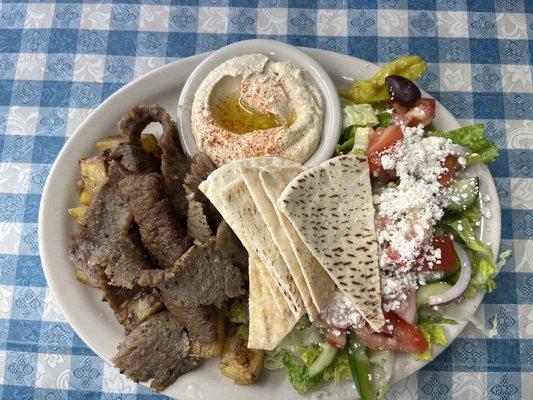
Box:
left=191, top=54, right=324, bottom=166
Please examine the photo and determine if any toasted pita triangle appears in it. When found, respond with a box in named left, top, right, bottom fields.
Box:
left=260, top=169, right=335, bottom=317
left=199, top=157, right=304, bottom=318
left=240, top=166, right=319, bottom=320
left=278, top=155, right=385, bottom=331
left=248, top=254, right=299, bottom=350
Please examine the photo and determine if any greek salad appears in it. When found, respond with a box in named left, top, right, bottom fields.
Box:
left=227, top=55, right=506, bottom=400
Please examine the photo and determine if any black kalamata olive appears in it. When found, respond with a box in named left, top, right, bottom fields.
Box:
left=385, top=75, right=421, bottom=107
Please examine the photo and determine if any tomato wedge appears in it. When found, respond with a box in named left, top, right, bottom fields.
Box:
left=367, top=125, right=403, bottom=154
left=391, top=98, right=436, bottom=127
left=354, top=314, right=428, bottom=354
left=419, top=235, right=457, bottom=273
left=438, top=155, right=459, bottom=187
left=366, top=125, right=403, bottom=182
left=385, top=313, right=428, bottom=354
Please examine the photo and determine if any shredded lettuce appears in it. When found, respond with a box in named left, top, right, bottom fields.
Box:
left=416, top=324, right=447, bottom=361
left=228, top=300, right=248, bottom=324
left=349, top=127, right=371, bottom=156
left=340, top=125, right=357, bottom=142
left=448, top=218, right=497, bottom=292
left=415, top=317, right=457, bottom=361
left=433, top=124, right=499, bottom=164
left=376, top=112, right=392, bottom=127
left=343, top=103, right=378, bottom=127
left=322, top=349, right=352, bottom=385
left=440, top=203, right=499, bottom=293
left=264, top=317, right=322, bottom=370
left=337, top=136, right=355, bottom=154
left=300, top=345, right=320, bottom=368
left=282, top=351, right=322, bottom=394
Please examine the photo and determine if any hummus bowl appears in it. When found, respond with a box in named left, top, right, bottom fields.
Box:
left=177, top=39, right=341, bottom=167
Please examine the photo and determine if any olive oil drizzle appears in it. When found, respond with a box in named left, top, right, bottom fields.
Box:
left=213, top=94, right=283, bottom=135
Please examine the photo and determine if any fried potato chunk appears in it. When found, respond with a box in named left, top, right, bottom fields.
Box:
left=219, top=335, right=264, bottom=384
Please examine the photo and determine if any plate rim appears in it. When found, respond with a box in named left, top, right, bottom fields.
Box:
left=38, top=46, right=501, bottom=399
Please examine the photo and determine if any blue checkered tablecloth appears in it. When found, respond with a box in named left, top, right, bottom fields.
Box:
left=0, top=0, right=531, bottom=399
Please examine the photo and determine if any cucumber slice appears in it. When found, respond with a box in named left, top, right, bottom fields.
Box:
left=308, top=344, right=337, bottom=377
left=444, top=177, right=479, bottom=212
left=417, top=282, right=452, bottom=306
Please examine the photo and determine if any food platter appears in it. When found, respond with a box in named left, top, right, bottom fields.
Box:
left=38, top=47, right=501, bottom=400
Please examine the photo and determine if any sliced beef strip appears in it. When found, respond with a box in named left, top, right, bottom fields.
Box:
left=111, top=106, right=161, bottom=173
left=215, top=221, right=248, bottom=273
left=158, top=237, right=244, bottom=309
left=186, top=192, right=213, bottom=244
left=118, top=173, right=192, bottom=271
left=112, top=311, right=198, bottom=391
left=69, top=163, right=154, bottom=289
left=184, top=152, right=221, bottom=232
left=158, top=106, right=191, bottom=222
left=162, top=302, right=218, bottom=344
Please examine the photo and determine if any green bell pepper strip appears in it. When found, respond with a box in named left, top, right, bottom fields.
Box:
left=348, top=332, right=377, bottom=400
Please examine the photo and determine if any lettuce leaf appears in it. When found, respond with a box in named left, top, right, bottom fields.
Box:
left=448, top=218, right=497, bottom=292
left=300, top=345, right=320, bottom=368
left=282, top=351, right=322, bottom=394
left=322, top=349, right=351, bottom=385
left=228, top=300, right=248, bottom=324
left=415, top=317, right=458, bottom=361
left=415, top=324, right=448, bottom=361
left=376, top=112, right=392, bottom=127
left=343, top=103, right=379, bottom=127
left=433, top=124, right=499, bottom=164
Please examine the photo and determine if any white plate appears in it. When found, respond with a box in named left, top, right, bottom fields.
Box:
left=38, top=48, right=501, bottom=400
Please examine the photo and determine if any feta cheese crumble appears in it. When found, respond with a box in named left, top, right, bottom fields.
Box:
left=373, top=124, right=459, bottom=306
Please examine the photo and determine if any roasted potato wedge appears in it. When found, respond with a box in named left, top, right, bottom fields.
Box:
left=95, top=134, right=160, bottom=156
left=68, top=206, right=87, bottom=224
left=219, top=335, right=264, bottom=384
left=95, top=135, right=125, bottom=152
left=119, top=289, right=164, bottom=332
left=80, top=155, right=108, bottom=196
left=79, top=190, right=92, bottom=206
left=76, top=270, right=93, bottom=286
left=189, top=309, right=226, bottom=358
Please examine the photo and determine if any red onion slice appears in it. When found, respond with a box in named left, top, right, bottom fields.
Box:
left=428, top=243, right=471, bottom=306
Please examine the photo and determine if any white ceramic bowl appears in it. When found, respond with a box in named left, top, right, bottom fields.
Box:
left=176, top=39, right=341, bottom=167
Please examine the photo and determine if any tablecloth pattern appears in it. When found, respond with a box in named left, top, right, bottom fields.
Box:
left=0, top=0, right=531, bottom=399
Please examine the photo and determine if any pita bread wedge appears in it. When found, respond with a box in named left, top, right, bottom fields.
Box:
left=216, top=179, right=303, bottom=316
left=240, top=166, right=319, bottom=320
left=260, top=169, right=336, bottom=316
left=248, top=254, right=299, bottom=350
left=278, top=155, right=385, bottom=331
left=199, top=157, right=304, bottom=318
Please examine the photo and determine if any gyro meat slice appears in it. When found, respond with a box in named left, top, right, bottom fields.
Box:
left=157, top=106, right=191, bottom=222
left=186, top=191, right=213, bottom=244
left=112, top=311, right=198, bottom=391
left=158, top=237, right=244, bottom=308
left=69, top=163, right=154, bottom=289
left=184, top=152, right=222, bottom=235
left=118, top=173, right=192, bottom=272
left=215, top=220, right=248, bottom=273
left=112, top=105, right=161, bottom=173
left=162, top=303, right=219, bottom=344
